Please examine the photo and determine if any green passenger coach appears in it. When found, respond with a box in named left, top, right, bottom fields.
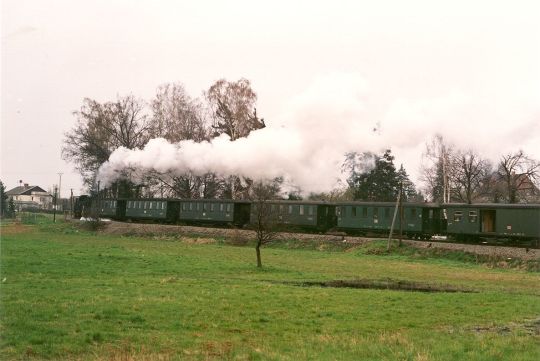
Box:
left=99, top=198, right=126, bottom=219
left=445, top=203, right=540, bottom=241
left=249, top=201, right=336, bottom=232
left=125, top=198, right=180, bottom=223
left=336, top=202, right=443, bottom=239
left=179, top=199, right=251, bottom=226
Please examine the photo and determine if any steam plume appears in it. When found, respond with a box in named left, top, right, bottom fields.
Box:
left=97, top=72, right=540, bottom=192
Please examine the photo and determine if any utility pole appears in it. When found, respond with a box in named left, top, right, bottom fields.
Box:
left=399, top=181, right=403, bottom=247
left=70, top=188, right=74, bottom=218
left=53, top=186, right=58, bottom=223
left=57, top=173, right=63, bottom=198
left=97, top=180, right=100, bottom=219
left=388, top=181, right=403, bottom=251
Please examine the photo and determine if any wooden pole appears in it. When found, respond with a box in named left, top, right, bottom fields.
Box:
left=399, top=181, right=403, bottom=247
left=387, top=184, right=402, bottom=251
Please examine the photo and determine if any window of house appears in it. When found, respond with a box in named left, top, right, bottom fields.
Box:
left=453, top=211, right=463, bottom=222
left=469, top=211, right=477, bottom=223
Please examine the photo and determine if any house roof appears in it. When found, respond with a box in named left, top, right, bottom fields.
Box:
left=6, top=185, right=49, bottom=196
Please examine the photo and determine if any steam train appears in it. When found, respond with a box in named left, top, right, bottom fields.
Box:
left=75, top=196, right=540, bottom=247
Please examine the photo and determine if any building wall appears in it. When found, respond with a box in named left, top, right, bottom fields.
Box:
left=10, top=192, right=53, bottom=210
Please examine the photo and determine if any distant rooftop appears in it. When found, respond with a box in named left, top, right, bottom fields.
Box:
left=5, top=185, right=49, bottom=196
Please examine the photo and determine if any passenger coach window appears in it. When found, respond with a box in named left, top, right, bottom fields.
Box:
left=351, top=207, right=357, bottom=217
left=453, top=211, right=463, bottom=222
left=362, top=208, right=368, bottom=218
left=373, top=208, right=378, bottom=219
left=220, top=203, right=224, bottom=211
left=210, top=203, right=214, bottom=212
left=288, top=205, right=293, bottom=214
left=226, top=204, right=232, bottom=212
left=410, top=209, right=417, bottom=219
left=308, top=206, right=314, bottom=215
left=299, top=205, right=304, bottom=215
left=469, top=211, right=477, bottom=223
left=384, top=208, right=390, bottom=218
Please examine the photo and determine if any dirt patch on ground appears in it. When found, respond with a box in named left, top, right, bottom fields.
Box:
left=0, top=222, right=33, bottom=235
left=284, top=278, right=477, bottom=293
left=470, top=317, right=540, bottom=336
left=181, top=237, right=217, bottom=245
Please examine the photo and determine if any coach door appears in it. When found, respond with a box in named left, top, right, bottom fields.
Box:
left=481, top=210, right=496, bottom=233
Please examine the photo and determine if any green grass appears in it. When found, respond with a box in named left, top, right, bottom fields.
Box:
left=1, top=222, right=539, bottom=360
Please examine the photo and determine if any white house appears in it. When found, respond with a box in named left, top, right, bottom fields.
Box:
left=6, top=184, right=54, bottom=211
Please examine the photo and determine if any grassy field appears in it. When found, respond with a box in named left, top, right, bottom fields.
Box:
left=1, top=217, right=539, bottom=360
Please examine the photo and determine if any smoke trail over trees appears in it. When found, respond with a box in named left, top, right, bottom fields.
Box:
left=95, top=72, right=540, bottom=197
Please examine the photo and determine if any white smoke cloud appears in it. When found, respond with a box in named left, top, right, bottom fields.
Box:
left=98, top=72, right=540, bottom=193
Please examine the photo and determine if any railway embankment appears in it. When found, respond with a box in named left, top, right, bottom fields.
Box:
left=98, top=220, right=540, bottom=261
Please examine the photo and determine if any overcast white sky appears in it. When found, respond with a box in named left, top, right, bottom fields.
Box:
left=2, top=0, right=539, bottom=196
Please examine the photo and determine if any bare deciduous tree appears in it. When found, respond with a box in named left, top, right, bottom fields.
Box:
left=249, top=180, right=281, bottom=268
left=206, top=78, right=265, bottom=141
left=62, top=95, right=152, bottom=188
left=450, top=150, right=492, bottom=204
left=150, top=82, right=209, bottom=142
left=497, top=150, right=540, bottom=203
left=205, top=78, right=266, bottom=200
left=420, top=135, right=454, bottom=203
left=147, top=83, right=223, bottom=199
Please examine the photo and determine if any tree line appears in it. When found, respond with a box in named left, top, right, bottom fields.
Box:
left=62, top=79, right=265, bottom=200
left=62, top=79, right=540, bottom=204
